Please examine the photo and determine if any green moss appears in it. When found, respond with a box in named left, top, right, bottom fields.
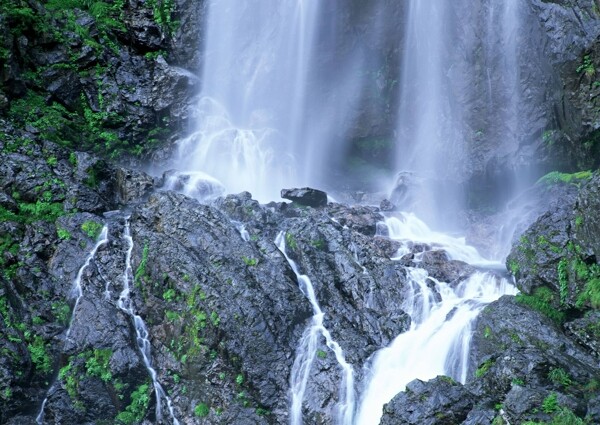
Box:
left=475, top=358, right=494, bottom=378
left=81, top=220, right=103, bottom=239
left=515, top=287, right=566, bottom=323
left=537, top=171, right=592, bottom=186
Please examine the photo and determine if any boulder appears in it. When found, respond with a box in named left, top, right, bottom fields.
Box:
left=281, top=187, right=328, bottom=208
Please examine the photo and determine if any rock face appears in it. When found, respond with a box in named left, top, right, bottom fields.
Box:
left=0, top=132, right=417, bottom=423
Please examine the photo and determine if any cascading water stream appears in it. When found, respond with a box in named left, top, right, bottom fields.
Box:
left=65, top=226, right=109, bottom=339
left=355, top=215, right=517, bottom=424
left=118, top=220, right=180, bottom=425
left=275, top=231, right=355, bottom=425
left=37, top=226, right=109, bottom=424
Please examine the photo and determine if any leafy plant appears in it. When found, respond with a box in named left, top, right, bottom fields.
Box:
left=194, top=402, right=209, bottom=417
left=548, top=367, right=572, bottom=389
left=81, top=220, right=103, bottom=239
left=57, top=227, right=72, bottom=240
left=84, top=348, right=113, bottom=382
left=285, top=232, right=298, bottom=250
left=542, top=392, right=559, bottom=414
left=115, top=383, right=151, bottom=424
left=27, top=335, right=52, bottom=374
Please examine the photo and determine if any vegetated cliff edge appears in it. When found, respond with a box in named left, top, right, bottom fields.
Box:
left=0, top=0, right=599, bottom=424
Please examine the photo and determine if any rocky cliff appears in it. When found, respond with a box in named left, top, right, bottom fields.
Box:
left=1, top=0, right=600, bottom=424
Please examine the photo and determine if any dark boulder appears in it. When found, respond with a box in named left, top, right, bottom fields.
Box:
left=281, top=187, right=328, bottom=208
left=380, top=376, right=475, bottom=425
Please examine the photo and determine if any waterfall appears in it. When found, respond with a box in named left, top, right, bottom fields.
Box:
left=65, top=226, right=109, bottom=338
left=276, top=232, right=355, bottom=425
left=169, top=0, right=369, bottom=202
left=355, top=215, right=517, bottom=424
left=37, top=226, right=109, bottom=424
left=118, top=220, right=180, bottom=425
left=394, top=0, right=524, bottom=226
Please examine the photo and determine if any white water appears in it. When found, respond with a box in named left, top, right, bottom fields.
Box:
left=65, top=226, right=109, bottom=338
left=355, top=216, right=517, bottom=424
left=394, top=0, right=524, bottom=225
left=169, top=0, right=367, bottom=201
left=118, top=221, right=180, bottom=425
left=276, top=232, right=355, bottom=425
left=37, top=226, right=109, bottom=424
left=35, top=397, right=48, bottom=425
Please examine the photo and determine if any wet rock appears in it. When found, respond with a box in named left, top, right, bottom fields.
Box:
left=281, top=187, right=328, bottom=208
left=380, top=376, right=475, bottom=425
left=115, top=167, right=155, bottom=204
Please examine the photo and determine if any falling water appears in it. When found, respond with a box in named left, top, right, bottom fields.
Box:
left=355, top=215, right=517, bottom=424
left=394, top=0, right=524, bottom=226
left=65, top=226, right=109, bottom=338
left=275, top=232, right=355, bottom=425
left=36, top=226, right=109, bottom=424
left=118, top=220, right=180, bottom=425
left=169, top=0, right=368, bottom=201
left=35, top=397, right=47, bottom=425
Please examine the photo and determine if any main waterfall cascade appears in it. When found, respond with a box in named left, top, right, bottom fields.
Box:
left=170, top=0, right=368, bottom=201
left=394, top=0, right=524, bottom=226
left=166, top=1, right=531, bottom=423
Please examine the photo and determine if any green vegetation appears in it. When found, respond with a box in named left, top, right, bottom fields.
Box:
left=51, top=301, right=71, bottom=326
left=57, top=226, right=72, bottom=240
left=285, top=232, right=298, bottom=250
left=194, top=402, right=210, bottom=417
left=81, top=220, right=103, bottom=239
left=134, top=243, right=150, bottom=288
left=242, top=256, right=258, bottom=267
left=235, top=373, right=244, bottom=386
left=27, top=335, right=52, bottom=374
left=165, top=283, right=211, bottom=363
left=577, top=55, right=595, bottom=78
left=484, top=325, right=492, bottom=339
left=316, top=349, right=327, bottom=359
left=558, top=258, right=569, bottom=306
left=515, top=287, right=566, bottom=324
left=548, top=367, right=572, bottom=389
left=537, top=171, right=592, bottom=186
left=475, top=358, right=494, bottom=378
left=2, top=0, right=177, bottom=160
left=116, top=383, right=151, bottom=424
left=162, top=288, right=177, bottom=302
left=542, top=392, right=559, bottom=414
left=84, top=348, right=113, bottom=382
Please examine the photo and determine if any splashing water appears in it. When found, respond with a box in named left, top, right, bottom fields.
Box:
left=118, top=220, right=180, bottom=425
left=355, top=215, right=517, bottom=424
left=276, top=231, right=355, bottom=425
